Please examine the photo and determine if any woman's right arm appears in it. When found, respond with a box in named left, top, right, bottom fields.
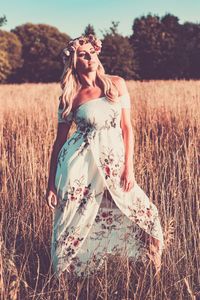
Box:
left=46, top=105, right=74, bottom=209
left=47, top=122, right=71, bottom=192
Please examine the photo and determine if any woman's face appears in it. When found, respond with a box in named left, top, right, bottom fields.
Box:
left=75, top=42, right=99, bottom=73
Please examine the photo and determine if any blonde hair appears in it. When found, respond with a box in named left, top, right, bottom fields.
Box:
left=59, top=34, right=120, bottom=118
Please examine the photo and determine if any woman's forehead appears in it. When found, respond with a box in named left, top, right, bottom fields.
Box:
left=77, top=43, right=94, bottom=52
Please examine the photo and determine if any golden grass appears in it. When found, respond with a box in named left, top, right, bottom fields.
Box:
left=0, top=80, right=199, bottom=299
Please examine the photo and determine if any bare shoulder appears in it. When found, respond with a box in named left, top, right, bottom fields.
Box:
left=108, top=75, right=128, bottom=96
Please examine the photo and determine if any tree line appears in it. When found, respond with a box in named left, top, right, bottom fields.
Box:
left=0, top=13, right=200, bottom=83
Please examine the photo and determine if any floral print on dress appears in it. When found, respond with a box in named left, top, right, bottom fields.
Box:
left=98, top=146, right=124, bottom=189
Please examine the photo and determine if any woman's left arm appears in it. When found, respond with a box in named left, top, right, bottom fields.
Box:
left=121, top=109, right=134, bottom=171
left=117, top=77, right=136, bottom=192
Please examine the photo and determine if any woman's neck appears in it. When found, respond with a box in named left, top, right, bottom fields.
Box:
left=79, top=72, right=99, bottom=89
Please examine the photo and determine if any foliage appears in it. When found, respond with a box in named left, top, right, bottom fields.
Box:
left=181, top=22, right=200, bottom=79
left=11, top=23, right=71, bottom=82
left=0, top=30, right=23, bottom=83
left=130, top=13, right=200, bottom=79
left=100, top=21, right=139, bottom=79
left=83, top=24, right=96, bottom=36
left=131, top=14, right=180, bottom=79
left=0, top=13, right=200, bottom=82
left=0, top=49, right=11, bottom=82
left=0, top=15, right=7, bottom=27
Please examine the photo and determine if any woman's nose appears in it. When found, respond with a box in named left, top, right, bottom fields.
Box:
left=86, top=52, right=92, bottom=60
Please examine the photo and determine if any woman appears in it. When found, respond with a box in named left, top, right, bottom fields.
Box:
left=46, top=34, right=164, bottom=278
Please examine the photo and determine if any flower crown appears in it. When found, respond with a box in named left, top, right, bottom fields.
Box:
left=62, top=34, right=102, bottom=64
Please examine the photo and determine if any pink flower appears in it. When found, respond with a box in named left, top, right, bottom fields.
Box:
left=102, top=212, right=109, bottom=218
left=138, top=210, right=145, bottom=216
left=94, top=45, right=100, bottom=51
left=146, top=208, right=152, bottom=217
left=106, top=217, right=113, bottom=224
left=88, top=34, right=95, bottom=42
left=105, top=166, right=110, bottom=176
left=95, top=39, right=102, bottom=47
left=69, top=264, right=75, bottom=271
left=73, top=240, right=80, bottom=247
left=112, top=170, right=118, bottom=176
left=83, top=187, right=89, bottom=196
left=79, top=38, right=85, bottom=45
left=70, top=195, right=76, bottom=201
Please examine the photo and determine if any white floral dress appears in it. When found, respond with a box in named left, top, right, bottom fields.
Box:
left=51, top=93, right=164, bottom=278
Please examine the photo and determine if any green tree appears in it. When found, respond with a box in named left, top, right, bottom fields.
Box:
left=0, top=15, right=7, bottom=27
left=83, top=24, right=96, bottom=36
left=0, top=50, right=11, bottom=82
left=130, top=14, right=163, bottom=79
left=130, top=13, right=183, bottom=79
left=0, top=30, right=23, bottom=83
left=100, top=21, right=139, bottom=79
left=11, top=23, right=71, bottom=82
left=181, top=22, right=200, bottom=78
left=159, top=14, right=183, bottom=78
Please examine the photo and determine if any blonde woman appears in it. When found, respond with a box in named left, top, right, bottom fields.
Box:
left=46, top=34, right=164, bottom=279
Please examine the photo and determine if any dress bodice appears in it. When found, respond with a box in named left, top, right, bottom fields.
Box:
left=74, top=97, right=122, bottom=133
left=57, top=93, right=131, bottom=132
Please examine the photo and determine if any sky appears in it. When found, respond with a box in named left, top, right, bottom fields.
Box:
left=1, top=0, right=200, bottom=39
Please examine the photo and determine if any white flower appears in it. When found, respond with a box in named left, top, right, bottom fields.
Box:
left=65, top=50, right=70, bottom=56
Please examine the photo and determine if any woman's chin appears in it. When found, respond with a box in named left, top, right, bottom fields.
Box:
left=87, top=65, right=98, bottom=71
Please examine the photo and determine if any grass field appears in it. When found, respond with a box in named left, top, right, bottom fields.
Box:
left=0, top=80, right=199, bottom=299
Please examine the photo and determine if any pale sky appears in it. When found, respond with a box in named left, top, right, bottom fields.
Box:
left=1, top=0, right=200, bottom=38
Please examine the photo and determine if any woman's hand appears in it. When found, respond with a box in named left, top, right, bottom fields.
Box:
left=45, top=186, right=58, bottom=210
left=120, top=166, right=136, bottom=192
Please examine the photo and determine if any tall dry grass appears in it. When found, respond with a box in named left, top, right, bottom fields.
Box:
left=0, top=80, right=199, bottom=299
